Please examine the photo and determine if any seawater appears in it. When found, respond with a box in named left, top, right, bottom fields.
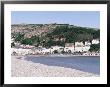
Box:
left=25, top=55, right=100, bottom=75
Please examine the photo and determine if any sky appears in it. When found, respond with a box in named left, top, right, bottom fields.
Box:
left=11, top=11, right=100, bottom=28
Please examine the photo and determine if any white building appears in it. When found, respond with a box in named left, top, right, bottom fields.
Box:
left=74, top=46, right=83, bottom=52
left=64, top=47, right=75, bottom=53
left=85, top=41, right=91, bottom=46
left=74, top=45, right=90, bottom=53
left=75, top=42, right=84, bottom=47
left=74, top=42, right=84, bottom=52
left=92, top=39, right=100, bottom=44
left=50, top=46, right=64, bottom=54
left=82, top=45, right=90, bottom=52
left=64, top=43, right=75, bottom=53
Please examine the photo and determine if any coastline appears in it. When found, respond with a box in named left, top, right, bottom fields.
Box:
left=11, top=55, right=99, bottom=77
left=23, top=54, right=100, bottom=58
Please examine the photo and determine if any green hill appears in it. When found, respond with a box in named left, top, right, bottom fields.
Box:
left=11, top=24, right=100, bottom=47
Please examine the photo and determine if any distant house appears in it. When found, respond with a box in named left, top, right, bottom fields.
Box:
left=74, top=42, right=83, bottom=52
left=64, top=47, right=75, bottom=53
left=65, top=41, right=90, bottom=53
left=82, top=45, right=90, bottom=52
left=74, top=46, right=90, bottom=53
left=50, top=46, right=64, bottom=54
left=65, top=43, right=74, bottom=47
left=92, top=39, right=100, bottom=44
left=85, top=41, right=91, bottom=46
left=64, top=43, right=75, bottom=53
left=74, top=46, right=83, bottom=52
left=75, top=42, right=84, bottom=47
left=74, top=42, right=90, bottom=52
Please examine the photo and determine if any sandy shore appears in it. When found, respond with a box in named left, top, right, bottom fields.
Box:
left=11, top=55, right=99, bottom=77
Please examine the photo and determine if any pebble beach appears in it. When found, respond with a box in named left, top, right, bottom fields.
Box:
left=11, top=55, right=99, bottom=77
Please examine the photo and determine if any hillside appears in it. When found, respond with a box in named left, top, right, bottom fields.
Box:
left=11, top=24, right=56, bottom=38
left=11, top=23, right=100, bottom=47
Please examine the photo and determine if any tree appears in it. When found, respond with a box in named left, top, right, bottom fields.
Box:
left=47, top=25, right=99, bottom=44
left=93, top=29, right=100, bottom=39
left=45, top=39, right=55, bottom=47
left=20, top=38, right=33, bottom=45
left=56, top=41, right=65, bottom=46
left=89, top=44, right=100, bottom=52
left=31, top=36, right=40, bottom=45
left=13, top=24, right=100, bottom=47
left=20, top=36, right=41, bottom=45
left=14, top=33, right=24, bottom=42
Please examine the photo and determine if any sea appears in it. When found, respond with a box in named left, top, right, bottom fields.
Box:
left=24, top=55, right=100, bottom=75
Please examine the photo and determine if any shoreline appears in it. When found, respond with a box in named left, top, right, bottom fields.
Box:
left=11, top=55, right=99, bottom=77
left=12, top=54, right=100, bottom=57
left=26, top=55, right=100, bottom=58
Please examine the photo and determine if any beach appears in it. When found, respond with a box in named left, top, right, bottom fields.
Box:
left=11, top=55, right=100, bottom=77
